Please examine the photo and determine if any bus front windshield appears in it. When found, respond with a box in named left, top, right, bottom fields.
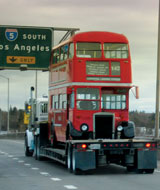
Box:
left=104, top=43, right=128, bottom=59
left=76, top=88, right=127, bottom=110
left=76, top=43, right=101, bottom=58
left=76, top=88, right=100, bottom=110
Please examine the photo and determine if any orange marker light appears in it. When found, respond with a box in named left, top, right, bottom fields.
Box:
left=81, top=144, right=87, bottom=149
left=146, top=143, right=151, bottom=148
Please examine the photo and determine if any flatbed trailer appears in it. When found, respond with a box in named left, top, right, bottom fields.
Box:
left=33, top=124, right=158, bottom=174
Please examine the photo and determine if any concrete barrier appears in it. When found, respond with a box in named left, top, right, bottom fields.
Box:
left=0, top=132, right=25, bottom=140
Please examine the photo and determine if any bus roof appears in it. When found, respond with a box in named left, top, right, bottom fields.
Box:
left=72, top=31, right=129, bottom=43
left=52, top=31, right=129, bottom=50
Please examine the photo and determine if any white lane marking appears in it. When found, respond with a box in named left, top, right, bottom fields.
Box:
left=51, top=178, right=62, bottom=181
left=8, top=155, right=13, bottom=157
left=24, top=163, right=31, bottom=166
left=31, top=168, right=39, bottom=170
left=18, top=160, right=24, bottom=163
left=64, top=185, right=78, bottom=189
left=0, top=151, right=8, bottom=155
left=13, top=158, right=18, bottom=160
left=155, top=169, right=160, bottom=173
left=40, top=172, right=49, bottom=176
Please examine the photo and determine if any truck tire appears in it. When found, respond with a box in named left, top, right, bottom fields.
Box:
left=137, top=169, right=144, bottom=174
left=127, top=166, right=145, bottom=174
left=144, top=169, right=154, bottom=174
left=67, top=146, right=72, bottom=172
left=72, top=150, right=81, bottom=175
left=35, top=136, right=42, bottom=161
left=24, top=136, right=33, bottom=157
left=34, top=136, right=38, bottom=160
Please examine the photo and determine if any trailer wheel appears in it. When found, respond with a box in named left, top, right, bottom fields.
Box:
left=126, top=166, right=134, bottom=172
left=137, top=169, right=144, bottom=174
left=144, top=169, right=154, bottom=174
left=35, top=136, right=42, bottom=161
left=127, top=167, right=144, bottom=174
left=34, top=136, right=38, bottom=160
left=24, top=136, right=33, bottom=157
left=72, top=150, right=81, bottom=175
left=67, top=146, right=72, bottom=172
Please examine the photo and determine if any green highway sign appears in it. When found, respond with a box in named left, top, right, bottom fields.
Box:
left=0, top=26, right=52, bottom=70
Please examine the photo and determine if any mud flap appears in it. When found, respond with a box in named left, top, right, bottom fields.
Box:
left=137, top=149, right=157, bottom=169
left=74, top=150, right=96, bottom=171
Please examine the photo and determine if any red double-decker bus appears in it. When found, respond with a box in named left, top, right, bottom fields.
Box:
left=48, top=31, right=134, bottom=144
left=25, top=31, right=157, bottom=174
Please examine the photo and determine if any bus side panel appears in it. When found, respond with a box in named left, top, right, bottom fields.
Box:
left=137, top=150, right=157, bottom=169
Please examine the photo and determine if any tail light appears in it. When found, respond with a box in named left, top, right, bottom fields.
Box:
left=81, top=144, right=87, bottom=149
left=151, top=143, right=156, bottom=147
left=145, top=143, right=151, bottom=148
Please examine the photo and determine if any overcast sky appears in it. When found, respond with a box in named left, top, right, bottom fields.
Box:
left=0, top=0, right=159, bottom=112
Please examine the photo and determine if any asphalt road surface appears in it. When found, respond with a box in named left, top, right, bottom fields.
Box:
left=0, top=139, right=160, bottom=190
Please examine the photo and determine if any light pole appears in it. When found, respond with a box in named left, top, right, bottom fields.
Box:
left=155, top=0, right=160, bottom=139
left=0, top=75, right=10, bottom=133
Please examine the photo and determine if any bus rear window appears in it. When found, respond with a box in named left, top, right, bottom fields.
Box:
left=76, top=43, right=101, bottom=58
left=104, top=43, right=128, bottom=59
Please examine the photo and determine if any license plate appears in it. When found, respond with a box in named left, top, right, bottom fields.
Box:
left=89, top=144, right=101, bottom=150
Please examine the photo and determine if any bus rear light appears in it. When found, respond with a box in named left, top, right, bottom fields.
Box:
left=109, top=144, right=113, bottom=147
left=126, top=144, right=129, bottom=147
left=103, top=144, right=107, bottom=147
left=145, top=143, right=151, bottom=148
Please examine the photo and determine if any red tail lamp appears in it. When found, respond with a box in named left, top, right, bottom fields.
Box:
left=145, top=143, right=151, bottom=148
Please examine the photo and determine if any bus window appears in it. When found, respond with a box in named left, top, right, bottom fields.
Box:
left=101, top=94, right=126, bottom=110
left=51, top=96, right=55, bottom=109
left=53, top=48, right=60, bottom=64
left=54, top=95, right=59, bottom=109
left=76, top=43, right=101, bottom=58
left=64, top=44, right=69, bottom=60
left=60, top=48, right=64, bottom=61
left=60, top=44, right=69, bottom=61
left=59, top=94, right=67, bottom=109
left=70, top=91, right=74, bottom=109
left=76, top=88, right=100, bottom=110
left=69, top=43, right=74, bottom=58
left=104, top=43, right=128, bottom=59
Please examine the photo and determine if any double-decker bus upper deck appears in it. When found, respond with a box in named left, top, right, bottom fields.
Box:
left=49, top=31, right=132, bottom=88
